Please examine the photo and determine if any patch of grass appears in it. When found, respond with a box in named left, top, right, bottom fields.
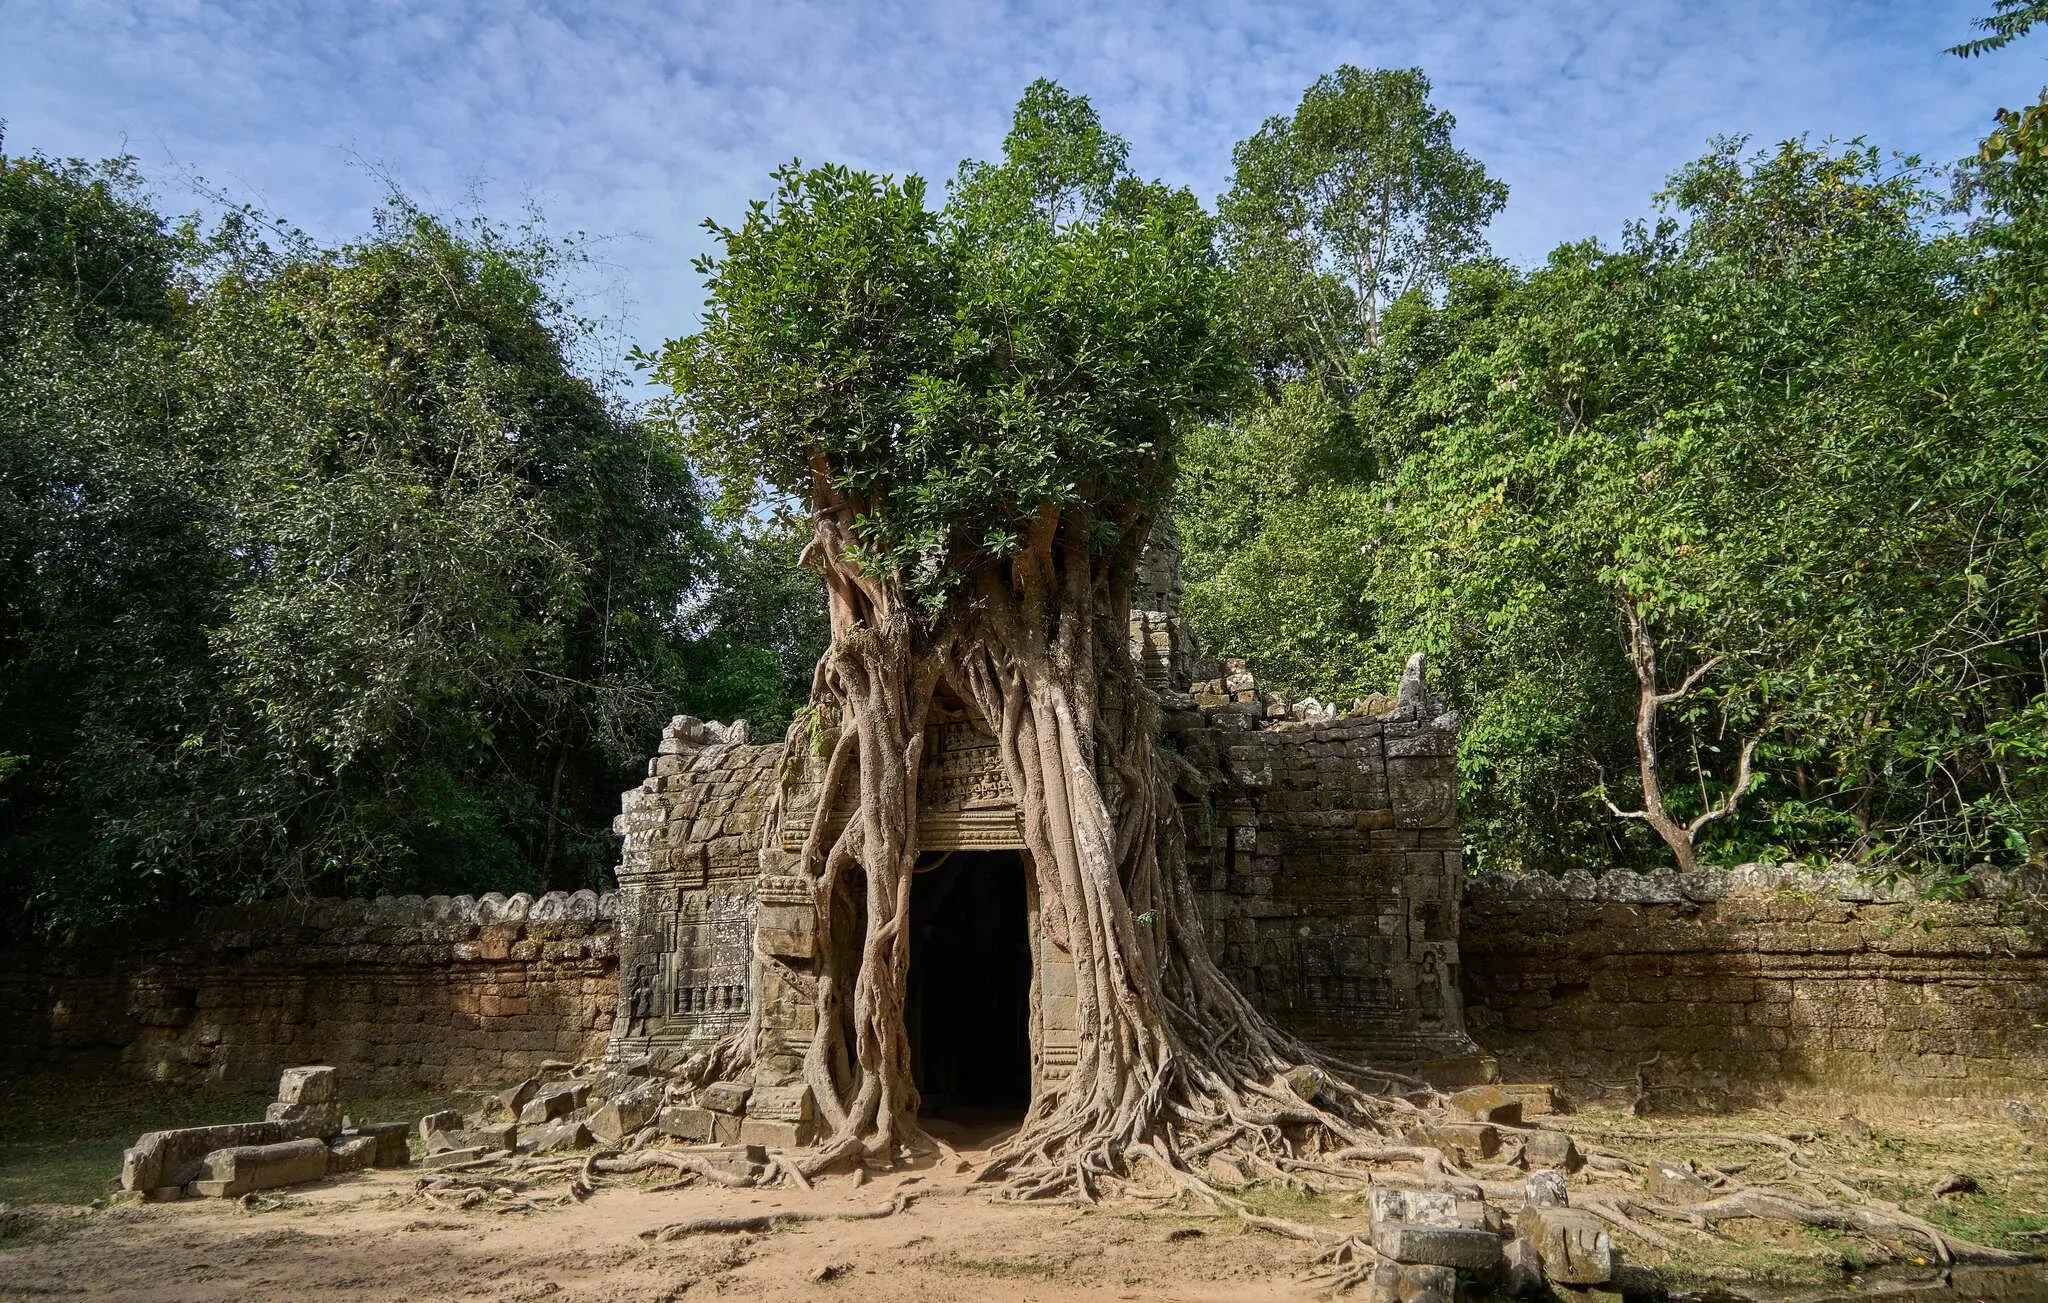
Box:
left=941, top=1253, right=1067, bottom=1280
left=1231, top=1181, right=1359, bottom=1225
left=0, top=1051, right=470, bottom=1206
left=1924, top=1188, right=2048, bottom=1253
left=0, top=1203, right=96, bottom=1254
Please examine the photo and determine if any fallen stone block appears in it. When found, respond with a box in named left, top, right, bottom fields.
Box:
left=418, top=1109, right=464, bottom=1143
left=327, top=1135, right=378, bottom=1173
left=1524, top=1129, right=1582, bottom=1172
left=277, top=1066, right=339, bottom=1106
left=1369, top=1186, right=1457, bottom=1229
left=585, top=1071, right=639, bottom=1107
left=1646, top=1158, right=1712, bottom=1204
left=1503, top=1235, right=1544, bottom=1296
left=423, top=1146, right=488, bottom=1168
left=741, top=1086, right=814, bottom=1146
left=738, top=1118, right=810, bottom=1148
left=1515, top=1206, right=1616, bottom=1286
left=696, top=1144, right=769, bottom=1183
left=353, top=1122, right=412, bottom=1168
left=589, top=1080, right=664, bottom=1144
left=520, top=1120, right=593, bottom=1154
left=427, top=1123, right=514, bottom=1154
left=1447, top=1084, right=1523, bottom=1126
left=492, top=1077, right=540, bottom=1120
left=2006, top=1098, right=2048, bottom=1141
left=266, top=1099, right=343, bottom=1139
left=1498, top=1083, right=1560, bottom=1117
left=616, top=1053, right=659, bottom=1077
left=703, top=1081, right=751, bottom=1115
left=188, top=1139, right=332, bottom=1198
left=655, top=1106, right=716, bottom=1143
left=518, top=1081, right=590, bottom=1125
left=1364, top=1260, right=1457, bottom=1303
left=121, top=1121, right=299, bottom=1191
left=1370, top=1220, right=1502, bottom=1271
left=1419, top=1121, right=1499, bottom=1160
left=1525, top=1169, right=1569, bottom=1209
left=748, top=1084, right=813, bottom=1124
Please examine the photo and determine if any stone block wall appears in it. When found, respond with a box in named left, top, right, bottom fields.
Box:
left=14, top=865, right=2048, bottom=1103
left=6, top=891, right=620, bottom=1090
left=1460, top=866, right=2048, bottom=1098
left=609, top=720, right=780, bottom=1061
left=1167, top=664, right=1474, bottom=1071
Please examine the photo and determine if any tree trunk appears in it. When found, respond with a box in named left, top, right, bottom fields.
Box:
left=771, top=504, right=1424, bottom=1196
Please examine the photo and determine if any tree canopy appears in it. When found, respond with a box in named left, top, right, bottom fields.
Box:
left=0, top=149, right=824, bottom=932
left=655, top=79, right=1238, bottom=615
left=1181, top=119, right=2048, bottom=875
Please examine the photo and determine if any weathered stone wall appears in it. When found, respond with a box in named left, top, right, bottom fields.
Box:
left=5, top=892, right=620, bottom=1090
left=610, top=720, right=779, bottom=1062
left=16, top=865, right=2048, bottom=1102
left=1168, top=658, right=1478, bottom=1075
left=1460, top=866, right=2048, bottom=1098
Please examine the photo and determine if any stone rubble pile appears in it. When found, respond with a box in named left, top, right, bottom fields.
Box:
left=118, top=1066, right=411, bottom=1200
left=1352, top=1083, right=1620, bottom=1303
left=1186, top=656, right=1395, bottom=725
left=407, top=1051, right=810, bottom=1173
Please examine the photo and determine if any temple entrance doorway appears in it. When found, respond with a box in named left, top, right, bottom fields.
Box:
left=906, top=850, right=1032, bottom=1119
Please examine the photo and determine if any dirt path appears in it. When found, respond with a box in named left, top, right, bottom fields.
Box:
left=0, top=1159, right=1320, bottom=1302
left=8, top=1094, right=2048, bottom=1300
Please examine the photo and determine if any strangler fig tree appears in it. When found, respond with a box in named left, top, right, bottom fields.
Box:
left=650, top=81, right=1421, bottom=1196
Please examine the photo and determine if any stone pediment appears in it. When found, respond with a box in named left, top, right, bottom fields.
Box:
left=779, top=718, right=1024, bottom=852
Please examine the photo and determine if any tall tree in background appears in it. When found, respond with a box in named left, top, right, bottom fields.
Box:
left=675, top=512, right=832, bottom=734
left=1182, top=68, right=1505, bottom=719
left=1219, top=65, right=1506, bottom=381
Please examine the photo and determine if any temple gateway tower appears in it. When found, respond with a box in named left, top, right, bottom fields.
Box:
left=608, top=534, right=1487, bottom=1145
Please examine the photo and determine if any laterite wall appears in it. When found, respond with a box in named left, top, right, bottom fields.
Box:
left=3, top=892, right=619, bottom=1089
left=11, top=867, right=2047, bottom=1101
left=1459, top=866, right=2048, bottom=1099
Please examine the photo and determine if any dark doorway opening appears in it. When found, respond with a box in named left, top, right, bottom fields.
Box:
left=907, top=850, right=1032, bottom=1117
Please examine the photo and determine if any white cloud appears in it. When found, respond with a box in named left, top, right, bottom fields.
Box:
left=6, top=0, right=2032, bottom=369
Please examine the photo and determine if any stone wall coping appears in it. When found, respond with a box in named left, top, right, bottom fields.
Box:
left=1466, top=863, right=2048, bottom=906
left=193, top=888, right=623, bottom=934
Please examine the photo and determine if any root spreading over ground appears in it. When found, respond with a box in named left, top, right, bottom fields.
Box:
left=610, top=509, right=2037, bottom=1289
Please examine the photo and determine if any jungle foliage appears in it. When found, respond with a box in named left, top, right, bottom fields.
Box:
left=1180, top=60, right=2048, bottom=875
left=5, top=8, right=2044, bottom=938
left=0, top=150, right=823, bottom=932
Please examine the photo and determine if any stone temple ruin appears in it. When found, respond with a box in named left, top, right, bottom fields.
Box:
left=607, top=530, right=1488, bottom=1144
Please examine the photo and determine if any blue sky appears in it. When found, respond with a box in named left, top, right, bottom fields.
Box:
left=8, top=1, right=2045, bottom=374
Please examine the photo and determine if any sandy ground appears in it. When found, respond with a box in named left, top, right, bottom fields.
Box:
left=0, top=1151, right=1320, bottom=1302
left=9, top=1095, right=2048, bottom=1301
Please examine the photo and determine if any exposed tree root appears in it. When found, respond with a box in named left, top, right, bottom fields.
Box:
left=1672, top=1190, right=2031, bottom=1265
left=637, top=1191, right=919, bottom=1242
left=588, top=1151, right=761, bottom=1189
left=1578, top=1195, right=1698, bottom=1255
